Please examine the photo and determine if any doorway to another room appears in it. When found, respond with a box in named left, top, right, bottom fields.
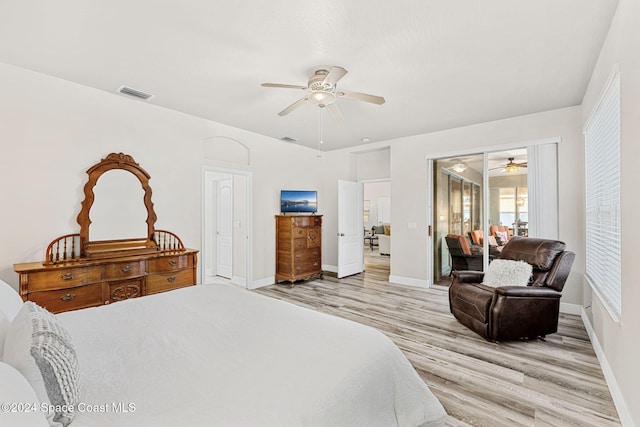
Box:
left=363, top=180, right=391, bottom=278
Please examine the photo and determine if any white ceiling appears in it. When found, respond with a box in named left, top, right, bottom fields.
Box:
left=0, top=1, right=618, bottom=151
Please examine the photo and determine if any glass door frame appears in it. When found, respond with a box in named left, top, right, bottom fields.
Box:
left=427, top=146, right=543, bottom=289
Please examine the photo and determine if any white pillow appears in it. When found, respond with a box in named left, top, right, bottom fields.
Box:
left=0, top=279, right=23, bottom=357
left=3, top=302, right=80, bottom=427
left=0, top=310, right=10, bottom=358
left=482, top=259, right=532, bottom=288
left=0, top=361, right=49, bottom=426
left=0, top=279, right=24, bottom=321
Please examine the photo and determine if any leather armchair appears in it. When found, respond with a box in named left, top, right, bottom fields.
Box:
left=448, top=236, right=575, bottom=341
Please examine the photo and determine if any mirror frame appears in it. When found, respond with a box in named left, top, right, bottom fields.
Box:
left=77, top=153, right=158, bottom=257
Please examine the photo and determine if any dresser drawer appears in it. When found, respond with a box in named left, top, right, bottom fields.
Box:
left=104, top=260, right=145, bottom=280
left=26, top=267, right=101, bottom=291
left=28, top=283, right=104, bottom=313
left=147, top=269, right=195, bottom=294
left=293, top=248, right=321, bottom=262
left=147, top=254, right=194, bottom=273
left=108, top=278, right=144, bottom=303
left=291, top=227, right=307, bottom=238
left=292, top=216, right=322, bottom=227
left=292, top=238, right=307, bottom=250
left=294, top=260, right=321, bottom=273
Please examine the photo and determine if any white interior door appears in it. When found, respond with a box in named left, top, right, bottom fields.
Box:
left=202, top=168, right=252, bottom=288
left=216, top=179, right=233, bottom=279
left=338, top=180, right=363, bottom=278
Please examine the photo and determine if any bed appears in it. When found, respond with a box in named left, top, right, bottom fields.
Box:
left=1, top=280, right=446, bottom=426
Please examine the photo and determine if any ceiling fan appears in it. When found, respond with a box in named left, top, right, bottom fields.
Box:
left=491, top=157, right=528, bottom=173
left=261, top=66, right=385, bottom=122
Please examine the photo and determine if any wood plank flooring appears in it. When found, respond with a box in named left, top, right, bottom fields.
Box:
left=254, top=249, right=620, bottom=426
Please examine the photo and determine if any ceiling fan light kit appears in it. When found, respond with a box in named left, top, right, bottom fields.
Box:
left=308, top=90, right=336, bottom=107
left=504, top=163, right=520, bottom=173
left=450, top=159, right=467, bottom=173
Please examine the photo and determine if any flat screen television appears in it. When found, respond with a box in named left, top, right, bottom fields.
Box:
left=280, top=190, right=318, bottom=213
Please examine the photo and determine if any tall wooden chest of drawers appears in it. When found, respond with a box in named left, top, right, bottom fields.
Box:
left=275, top=215, right=322, bottom=284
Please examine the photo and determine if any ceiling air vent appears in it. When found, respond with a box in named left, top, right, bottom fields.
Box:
left=280, top=136, right=297, bottom=143
left=116, top=85, right=155, bottom=101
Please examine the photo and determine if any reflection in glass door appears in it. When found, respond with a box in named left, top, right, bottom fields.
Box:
left=432, top=154, right=484, bottom=286
left=488, top=149, right=529, bottom=241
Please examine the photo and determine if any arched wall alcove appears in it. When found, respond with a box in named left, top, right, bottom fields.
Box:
left=203, top=136, right=250, bottom=166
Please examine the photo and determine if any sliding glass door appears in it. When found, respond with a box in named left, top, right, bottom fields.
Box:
left=432, top=154, right=484, bottom=286
left=431, top=148, right=530, bottom=287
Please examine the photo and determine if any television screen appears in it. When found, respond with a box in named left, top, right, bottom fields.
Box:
left=280, top=190, right=317, bottom=213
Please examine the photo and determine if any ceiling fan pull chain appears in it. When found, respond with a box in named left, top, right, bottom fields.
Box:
left=320, top=107, right=324, bottom=145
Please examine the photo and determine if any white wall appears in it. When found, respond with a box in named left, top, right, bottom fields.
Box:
left=356, top=148, right=390, bottom=180
left=0, top=62, right=323, bottom=289
left=580, top=0, right=639, bottom=424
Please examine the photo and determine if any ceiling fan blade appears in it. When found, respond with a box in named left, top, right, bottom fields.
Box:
left=261, top=83, right=308, bottom=90
left=326, top=103, right=344, bottom=122
left=278, top=97, right=308, bottom=116
left=338, top=90, right=385, bottom=105
left=322, top=66, right=348, bottom=86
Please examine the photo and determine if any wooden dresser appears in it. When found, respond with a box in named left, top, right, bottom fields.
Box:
left=14, top=249, right=198, bottom=313
left=275, top=215, right=322, bottom=284
left=13, top=152, right=199, bottom=313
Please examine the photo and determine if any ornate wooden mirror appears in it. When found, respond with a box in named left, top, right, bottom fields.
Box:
left=77, top=152, right=158, bottom=257
left=43, top=153, right=185, bottom=264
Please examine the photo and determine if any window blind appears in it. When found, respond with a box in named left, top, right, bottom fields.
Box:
left=584, top=72, right=621, bottom=321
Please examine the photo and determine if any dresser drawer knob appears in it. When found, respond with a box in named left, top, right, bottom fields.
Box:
left=169, top=260, right=178, bottom=266
left=60, top=273, right=75, bottom=280
left=60, top=293, right=76, bottom=301
left=121, top=265, right=132, bottom=272
left=167, top=275, right=177, bottom=283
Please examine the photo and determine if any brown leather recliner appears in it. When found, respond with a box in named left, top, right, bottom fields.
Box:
left=449, top=236, right=575, bottom=341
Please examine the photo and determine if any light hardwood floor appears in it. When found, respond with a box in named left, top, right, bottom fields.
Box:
left=255, top=248, right=621, bottom=426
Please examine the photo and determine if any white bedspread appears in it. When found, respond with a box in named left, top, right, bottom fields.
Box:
left=58, top=284, right=446, bottom=426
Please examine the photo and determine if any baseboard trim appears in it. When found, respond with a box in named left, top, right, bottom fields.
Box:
left=559, top=302, right=582, bottom=315
left=231, top=276, right=246, bottom=287
left=249, top=276, right=274, bottom=290
left=388, top=275, right=429, bottom=288
left=580, top=308, right=634, bottom=426
left=322, top=264, right=338, bottom=273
